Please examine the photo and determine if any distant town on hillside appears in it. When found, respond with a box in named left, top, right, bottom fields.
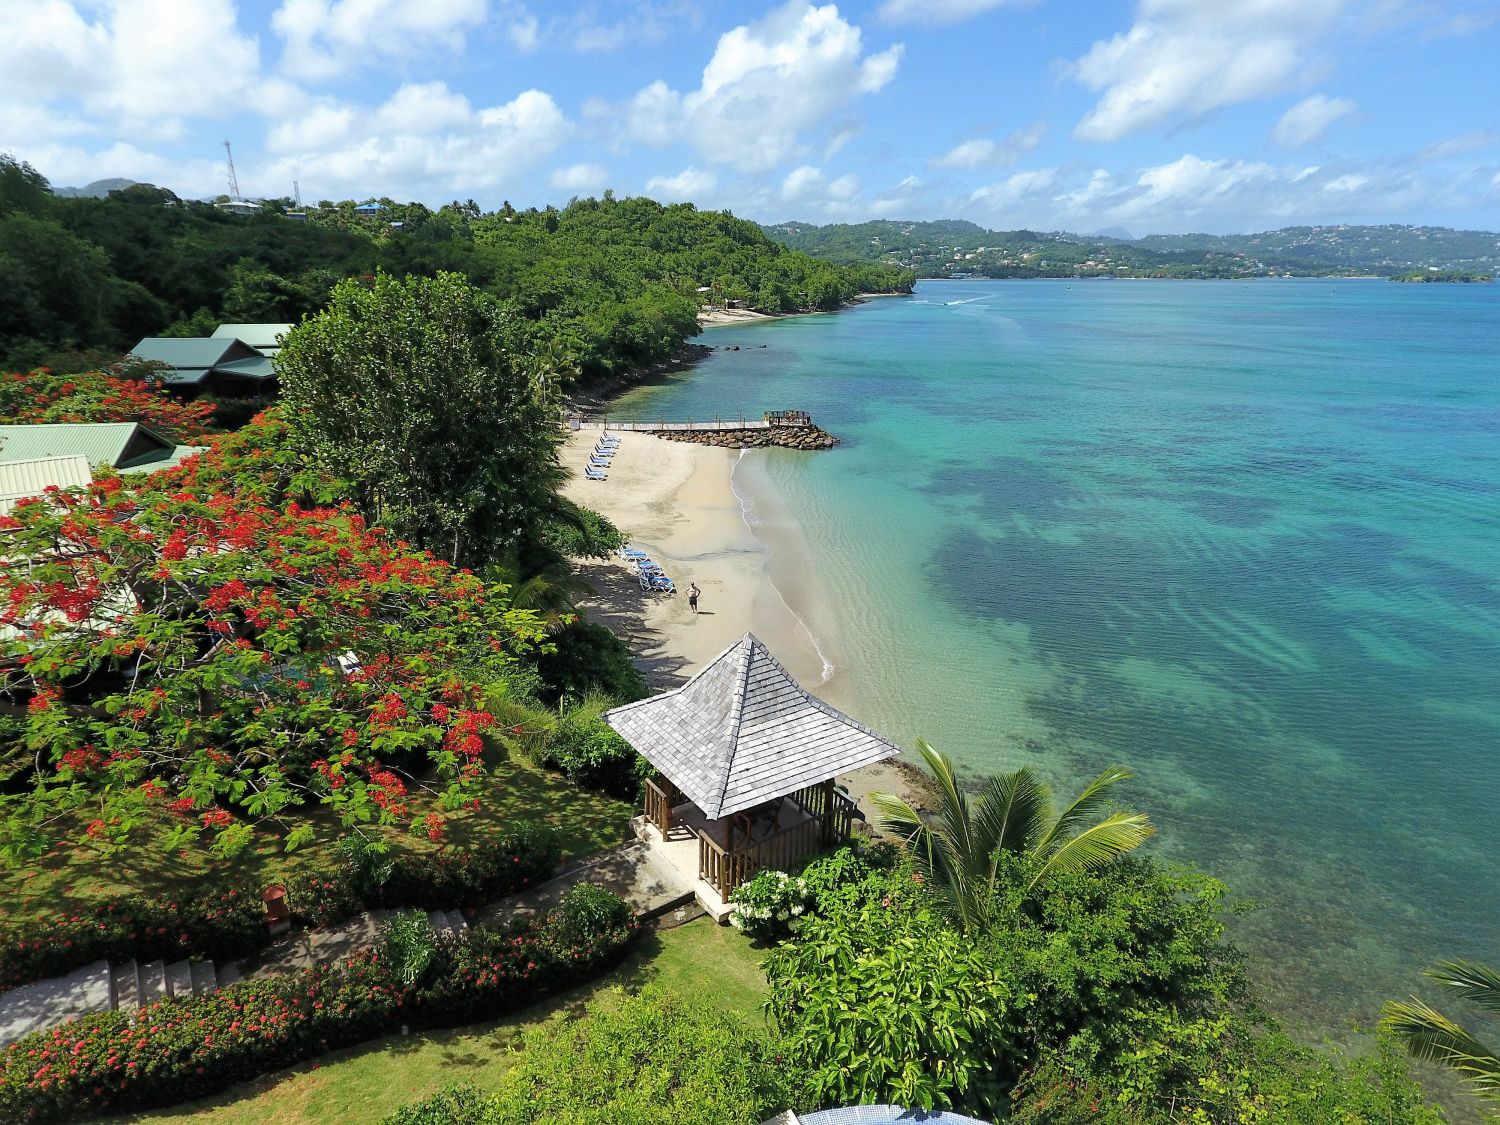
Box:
left=764, top=219, right=1500, bottom=280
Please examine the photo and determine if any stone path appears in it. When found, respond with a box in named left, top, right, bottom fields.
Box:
left=0, top=842, right=697, bottom=1047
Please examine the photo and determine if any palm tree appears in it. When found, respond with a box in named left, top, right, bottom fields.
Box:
left=871, top=740, right=1155, bottom=934
left=1382, top=960, right=1500, bottom=1113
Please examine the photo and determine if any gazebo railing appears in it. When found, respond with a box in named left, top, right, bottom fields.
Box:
left=644, top=777, right=674, bottom=836
left=788, top=782, right=858, bottom=846
left=699, top=815, right=821, bottom=900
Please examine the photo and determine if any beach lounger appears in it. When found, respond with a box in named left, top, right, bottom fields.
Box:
left=584, top=467, right=608, bottom=481
left=588, top=455, right=613, bottom=467
left=640, top=573, right=675, bottom=593
left=619, top=547, right=649, bottom=559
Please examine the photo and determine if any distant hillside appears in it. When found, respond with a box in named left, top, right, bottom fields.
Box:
left=53, top=177, right=141, bottom=199
left=764, top=219, right=1500, bottom=279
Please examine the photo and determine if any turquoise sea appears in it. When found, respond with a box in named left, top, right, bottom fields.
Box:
left=613, top=279, right=1500, bottom=1034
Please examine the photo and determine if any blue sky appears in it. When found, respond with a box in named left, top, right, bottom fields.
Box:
left=4, top=0, right=1498, bottom=233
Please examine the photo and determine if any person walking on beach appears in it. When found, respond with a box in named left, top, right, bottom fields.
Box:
left=687, top=583, right=700, bottom=613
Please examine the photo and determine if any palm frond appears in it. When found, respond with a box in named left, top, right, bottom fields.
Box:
left=1425, top=960, right=1500, bottom=1018
left=1382, top=997, right=1500, bottom=1098
left=1034, top=765, right=1135, bottom=857
left=1025, top=812, right=1155, bottom=891
left=911, top=740, right=976, bottom=863
left=972, top=767, right=1049, bottom=859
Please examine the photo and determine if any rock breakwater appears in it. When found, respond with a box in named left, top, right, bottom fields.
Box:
left=654, top=425, right=840, bottom=450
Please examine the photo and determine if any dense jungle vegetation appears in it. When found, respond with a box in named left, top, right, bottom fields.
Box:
left=0, top=153, right=912, bottom=377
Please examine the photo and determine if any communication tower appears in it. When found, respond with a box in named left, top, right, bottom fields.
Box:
left=223, top=139, right=241, bottom=200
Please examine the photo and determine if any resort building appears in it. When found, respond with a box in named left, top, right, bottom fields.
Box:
left=0, top=454, right=92, bottom=516
left=211, top=322, right=293, bottom=357
left=0, top=422, right=205, bottom=474
left=128, top=336, right=277, bottom=399
left=606, top=632, right=901, bottom=919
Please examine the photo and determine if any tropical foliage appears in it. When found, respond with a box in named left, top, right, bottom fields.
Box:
left=871, top=739, right=1154, bottom=932
left=0, top=413, right=549, bottom=860
left=0, top=365, right=216, bottom=441
left=386, top=988, right=790, bottom=1125
left=278, top=271, right=563, bottom=569
left=0, top=886, right=638, bottom=1123
left=763, top=843, right=1443, bottom=1121
left=1383, top=959, right=1500, bottom=1115
left=0, top=152, right=912, bottom=377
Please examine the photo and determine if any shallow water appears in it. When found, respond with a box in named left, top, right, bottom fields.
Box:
left=612, top=279, right=1500, bottom=1034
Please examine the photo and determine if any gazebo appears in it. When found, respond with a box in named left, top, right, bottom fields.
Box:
left=605, top=633, right=902, bottom=918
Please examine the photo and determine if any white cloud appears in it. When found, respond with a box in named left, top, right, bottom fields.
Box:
left=0, top=0, right=262, bottom=141
left=1272, top=94, right=1356, bottom=148
left=970, top=167, right=1061, bottom=212
left=932, top=123, right=1044, bottom=169
left=781, top=165, right=859, bottom=202
left=617, top=2, right=903, bottom=172
left=564, top=1, right=700, bottom=51
left=263, top=83, right=568, bottom=199
left=272, top=0, right=487, bottom=80
left=878, top=0, right=1026, bottom=24
left=550, top=162, right=610, bottom=193
left=645, top=167, right=717, bottom=199
left=1416, top=131, right=1498, bottom=162
left=503, top=4, right=541, bottom=51
left=1072, top=0, right=1350, bottom=142
left=956, top=151, right=1487, bottom=234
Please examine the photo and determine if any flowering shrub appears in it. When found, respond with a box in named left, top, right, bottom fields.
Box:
left=0, top=889, right=638, bottom=1122
left=0, top=413, right=551, bottom=863
left=0, top=887, right=264, bottom=992
left=729, top=870, right=814, bottom=943
left=0, top=827, right=559, bottom=994
left=0, top=367, right=216, bottom=443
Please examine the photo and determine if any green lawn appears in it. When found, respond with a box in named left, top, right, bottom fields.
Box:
left=1, top=758, right=634, bottom=922
left=119, top=919, right=771, bottom=1124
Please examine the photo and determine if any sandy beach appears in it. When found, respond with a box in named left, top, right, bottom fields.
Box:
left=560, top=429, right=932, bottom=816
left=695, top=306, right=778, bottom=327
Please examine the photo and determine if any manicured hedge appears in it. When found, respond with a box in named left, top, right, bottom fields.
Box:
left=0, top=826, right=561, bottom=995
left=0, top=886, right=265, bottom=993
left=0, top=887, right=638, bottom=1122
left=282, top=824, right=561, bottom=925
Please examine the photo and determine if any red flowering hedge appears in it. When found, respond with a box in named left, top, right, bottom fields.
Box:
left=0, top=887, right=638, bottom=1122
left=0, top=367, right=216, bottom=444
left=0, top=826, right=562, bottom=994
left=0, top=414, right=551, bottom=863
left=0, top=887, right=264, bottom=993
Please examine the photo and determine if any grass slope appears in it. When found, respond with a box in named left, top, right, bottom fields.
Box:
left=118, top=919, right=770, bottom=1124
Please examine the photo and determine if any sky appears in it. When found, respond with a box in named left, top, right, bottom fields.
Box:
left=3, top=0, right=1498, bottom=235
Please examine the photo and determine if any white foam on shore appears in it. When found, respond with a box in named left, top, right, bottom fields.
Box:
left=730, top=448, right=836, bottom=685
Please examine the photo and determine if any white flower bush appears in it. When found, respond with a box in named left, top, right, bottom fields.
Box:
left=729, top=870, right=816, bottom=942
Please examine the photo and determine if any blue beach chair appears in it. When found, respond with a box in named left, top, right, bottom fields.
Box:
left=584, top=466, right=608, bottom=481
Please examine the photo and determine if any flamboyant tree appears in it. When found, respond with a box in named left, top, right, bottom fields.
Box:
left=0, top=415, right=548, bottom=861
left=0, top=366, right=216, bottom=443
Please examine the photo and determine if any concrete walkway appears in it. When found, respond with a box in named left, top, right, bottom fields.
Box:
left=0, top=841, right=698, bottom=1046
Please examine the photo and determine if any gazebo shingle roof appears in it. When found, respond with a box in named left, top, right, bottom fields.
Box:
left=604, top=633, right=901, bottom=819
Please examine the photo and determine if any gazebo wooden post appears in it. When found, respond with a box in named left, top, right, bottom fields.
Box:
left=819, top=778, right=838, bottom=846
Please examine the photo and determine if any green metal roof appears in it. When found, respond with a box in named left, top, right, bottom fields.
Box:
left=130, top=337, right=254, bottom=369
left=212, top=323, right=292, bottom=354
left=212, top=355, right=276, bottom=381
left=0, top=423, right=178, bottom=470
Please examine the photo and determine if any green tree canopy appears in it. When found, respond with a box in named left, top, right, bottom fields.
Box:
left=278, top=271, right=563, bottom=568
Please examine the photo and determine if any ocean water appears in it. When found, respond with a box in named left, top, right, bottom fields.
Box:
left=612, top=279, right=1500, bottom=1034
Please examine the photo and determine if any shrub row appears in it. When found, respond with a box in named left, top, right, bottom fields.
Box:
left=0, top=886, right=638, bottom=1123
left=282, top=824, right=561, bottom=926
left=0, top=825, right=561, bottom=994
left=0, top=886, right=265, bottom=993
